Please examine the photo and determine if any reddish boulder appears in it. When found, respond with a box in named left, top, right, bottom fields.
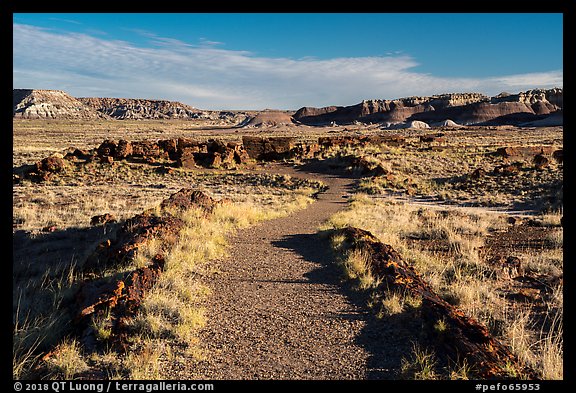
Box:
left=97, top=139, right=117, bottom=157
left=470, top=168, right=487, bottom=179
left=371, top=163, right=390, bottom=177
left=131, top=140, right=161, bottom=157
left=494, top=162, right=522, bottom=176
left=207, top=139, right=229, bottom=154
left=86, top=213, right=184, bottom=271
left=420, top=134, right=445, bottom=143
left=220, top=149, right=236, bottom=165
left=122, top=255, right=164, bottom=315
left=206, top=152, right=222, bottom=168
left=64, top=148, right=92, bottom=160
left=234, top=148, right=251, bottom=164
left=177, top=138, right=205, bottom=153
left=242, top=136, right=295, bottom=160
left=158, top=139, right=179, bottom=159
left=76, top=280, right=125, bottom=320
left=160, top=189, right=221, bottom=213
left=115, top=140, right=133, bottom=159
left=176, top=148, right=197, bottom=169
left=90, top=213, right=117, bottom=226
left=552, top=149, right=563, bottom=164
left=36, top=156, right=66, bottom=173
left=533, top=154, right=549, bottom=170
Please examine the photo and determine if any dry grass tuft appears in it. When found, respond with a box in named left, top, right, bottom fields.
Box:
left=400, top=343, right=438, bottom=380
left=327, top=192, right=563, bottom=379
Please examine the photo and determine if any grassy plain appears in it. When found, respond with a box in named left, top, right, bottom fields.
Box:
left=13, top=119, right=562, bottom=379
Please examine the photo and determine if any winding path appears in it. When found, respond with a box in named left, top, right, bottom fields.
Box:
left=182, top=163, right=408, bottom=380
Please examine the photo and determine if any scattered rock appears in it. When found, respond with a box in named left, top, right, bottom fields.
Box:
left=533, top=154, right=549, bottom=170
left=64, top=148, right=92, bottom=160
left=90, top=213, right=117, bottom=226
left=552, top=149, right=563, bottom=164
left=242, top=136, right=295, bottom=160
left=507, top=216, right=523, bottom=226
left=495, top=146, right=556, bottom=159
left=36, top=156, right=66, bottom=173
left=115, top=140, right=133, bottom=159
left=97, top=139, right=117, bottom=158
left=509, top=288, right=541, bottom=302
left=100, top=156, right=114, bottom=164
left=470, top=168, right=486, bottom=179
left=160, top=189, right=222, bottom=214
left=177, top=148, right=197, bottom=169
left=494, top=162, right=522, bottom=176
left=419, top=133, right=445, bottom=143
left=527, top=219, right=544, bottom=227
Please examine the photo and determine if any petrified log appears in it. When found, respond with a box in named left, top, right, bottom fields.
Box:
left=115, top=139, right=133, bottom=159
left=176, top=147, right=197, bottom=169
left=158, top=138, right=179, bottom=160
left=242, top=136, right=295, bottom=160
left=336, top=226, right=537, bottom=379
left=552, top=149, right=563, bottom=164
left=90, top=213, right=116, bottom=226
left=533, top=154, right=549, bottom=170
left=159, top=188, right=221, bottom=213
left=36, top=156, right=67, bottom=173
left=131, top=140, right=161, bottom=158
left=470, top=168, right=487, bottom=179
left=85, top=213, right=184, bottom=273
left=495, top=146, right=555, bottom=159
left=76, top=254, right=165, bottom=352
left=97, top=139, right=117, bottom=157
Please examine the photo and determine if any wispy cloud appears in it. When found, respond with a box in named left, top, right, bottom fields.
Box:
left=13, top=23, right=563, bottom=110
left=48, top=17, right=82, bottom=25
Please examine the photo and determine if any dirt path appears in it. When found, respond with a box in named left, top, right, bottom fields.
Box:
left=181, top=164, right=407, bottom=380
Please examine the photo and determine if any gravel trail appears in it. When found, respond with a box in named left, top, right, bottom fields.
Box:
left=184, top=164, right=405, bottom=380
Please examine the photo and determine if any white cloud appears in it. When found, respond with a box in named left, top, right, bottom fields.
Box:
left=13, top=23, right=563, bottom=110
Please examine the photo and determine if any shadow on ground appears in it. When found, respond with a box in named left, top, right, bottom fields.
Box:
left=272, top=231, right=434, bottom=380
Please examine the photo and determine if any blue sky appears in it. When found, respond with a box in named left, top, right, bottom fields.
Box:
left=13, top=13, right=563, bottom=110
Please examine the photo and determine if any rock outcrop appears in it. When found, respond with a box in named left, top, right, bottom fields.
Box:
left=293, top=89, right=563, bottom=127
left=13, top=89, right=107, bottom=119
left=242, top=136, right=296, bottom=160
left=13, top=89, right=249, bottom=124
left=93, top=138, right=251, bottom=169
left=79, top=97, right=203, bottom=120
left=241, top=110, right=296, bottom=127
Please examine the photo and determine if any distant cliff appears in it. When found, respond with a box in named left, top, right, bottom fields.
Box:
left=14, top=88, right=563, bottom=127
left=13, top=89, right=107, bottom=119
left=78, top=97, right=203, bottom=120
left=293, top=89, right=563, bottom=126
left=12, top=89, right=247, bottom=124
